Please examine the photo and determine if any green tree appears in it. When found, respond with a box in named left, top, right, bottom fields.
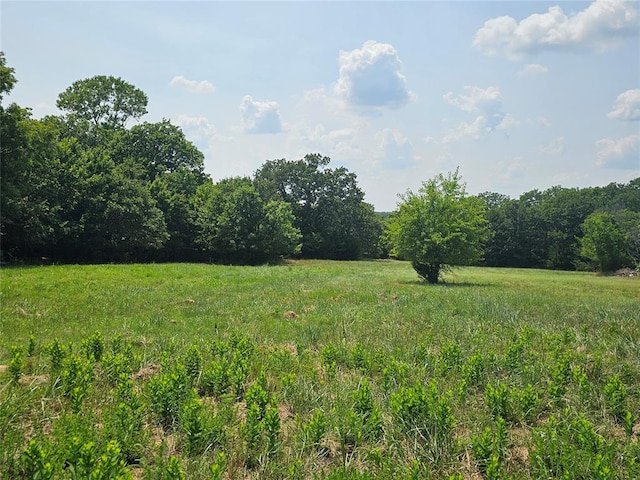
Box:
left=615, top=209, right=640, bottom=268
left=118, top=120, right=206, bottom=181
left=0, top=52, right=16, bottom=100
left=54, top=146, right=168, bottom=261
left=254, top=154, right=381, bottom=259
left=1, top=53, right=63, bottom=260
left=580, top=212, right=631, bottom=272
left=387, top=170, right=489, bottom=283
left=56, top=75, right=148, bottom=128
left=192, top=178, right=300, bottom=264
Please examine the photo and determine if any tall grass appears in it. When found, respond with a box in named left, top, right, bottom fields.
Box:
left=1, top=261, right=638, bottom=478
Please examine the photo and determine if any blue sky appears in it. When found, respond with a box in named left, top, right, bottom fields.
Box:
left=3, top=0, right=639, bottom=211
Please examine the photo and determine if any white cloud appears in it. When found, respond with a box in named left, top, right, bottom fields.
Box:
left=295, top=123, right=361, bottom=160
left=541, top=136, right=566, bottom=155
left=607, top=88, right=640, bottom=121
left=377, top=128, right=416, bottom=170
left=240, top=95, right=282, bottom=134
left=442, top=116, right=490, bottom=143
left=444, top=86, right=502, bottom=113
left=499, top=160, right=526, bottom=181
left=334, top=40, right=412, bottom=110
left=443, top=86, right=512, bottom=136
left=596, top=134, right=640, bottom=169
left=169, top=75, right=215, bottom=94
left=473, top=0, right=639, bottom=60
left=518, top=63, right=549, bottom=76
left=174, top=114, right=235, bottom=149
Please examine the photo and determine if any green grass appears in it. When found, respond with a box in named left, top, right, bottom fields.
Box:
left=1, top=261, right=639, bottom=478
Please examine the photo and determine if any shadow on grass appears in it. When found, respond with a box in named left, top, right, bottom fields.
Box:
left=398, top=279, right=494, bottom=288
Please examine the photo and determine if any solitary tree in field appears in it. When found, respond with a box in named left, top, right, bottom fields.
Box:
left=387, top=170, right=489, bottom=283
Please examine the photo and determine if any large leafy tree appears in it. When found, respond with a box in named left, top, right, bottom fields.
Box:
left=580, top=212, right=630, bottom=273
left=53, top=146, right=168, bottom=262
left=387, top=170, right=489, bottom=283
left=118, top=120, right=206, bottom=181
left=115, top=119, right=208, bottom=259
left=192, top=177, right=301, bottom=264
left=1, top=53, right=63, bottom=260
left=254, top=154, right=382, bottom=259
left=56, top=75, right=148, bottom=128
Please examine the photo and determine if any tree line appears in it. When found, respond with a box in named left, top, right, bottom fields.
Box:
left=1, top=53, right=638, bottom=273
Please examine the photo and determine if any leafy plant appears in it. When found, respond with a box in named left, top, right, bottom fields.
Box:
left=390, top=381, right=455, bottom=461
left=300, top=409, right=327, bottom=452
left=472, top=417, right=507, bottom=479
left=20, top=440, right=54, bottom=479
left=182, top=343, right=202, bottom=385
left=147, top=363, right=195, bottom=430
left=603, top=375, right=628, bottom=422
left=8, top=346, right=24, bottom=383
left=82, top=331, right=104, bottom=362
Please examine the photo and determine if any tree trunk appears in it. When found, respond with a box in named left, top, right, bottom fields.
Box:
left=412, top=261, right=441, bottom=284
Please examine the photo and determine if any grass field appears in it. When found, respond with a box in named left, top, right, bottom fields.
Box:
left=1, top=261, right=639, bottom=478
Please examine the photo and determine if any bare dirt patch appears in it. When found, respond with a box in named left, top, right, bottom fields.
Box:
left=132, top=364, right=161, bottom=380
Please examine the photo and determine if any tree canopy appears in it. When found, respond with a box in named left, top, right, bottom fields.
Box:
left=1, top=53, right=638, bottom=270
left=580, top=212, right=630, bottom=273
left=254, top=154, right=382, bottom=259
left=56, top=75, right=148, bottom=128
left=386, top=170, right=489, bottom=283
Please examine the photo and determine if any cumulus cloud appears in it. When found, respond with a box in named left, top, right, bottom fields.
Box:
left=541, top=136, right=566, bottom=155
left=473, top=0, right=639, bottom=59
left=444, top=86, right=502, bottom=113
left=169, top=75, right=215, bottom=94
left=442, top=86, right=514, bottom=140
left=334, top=40, right=412, bottom=110
left=240, top=95, right=282, bottom=134
left=377, top=128, right=416, bottom=170
left=518, top=63, right=549, bottom=76
left=596, top=134, right=640, bottom=169
left=298, top=123, right=361, bottom=159
left=442, top=116, right=490, bottom=143
left=174, top=114, right=234, bottom=145
left=607, top=88, right=640, bottom=121
left=499, top=160, right=526, bottom=181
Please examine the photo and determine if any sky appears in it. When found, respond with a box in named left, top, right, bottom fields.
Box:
left=2, top=0, right=639, bottom=211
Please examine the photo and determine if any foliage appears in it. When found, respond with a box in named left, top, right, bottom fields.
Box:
left=479, top=181, right=640, bottom=271
left=254, top=154, right=383, bottom=259
left=56, top=75, right=148, bottom=128
left=2, top=52, right=639, bottom=266
left=580, top=212, right=632, bottom=272
left=387, top=169, right=489, bottom=283
left=192, top=177, right=301, bottom=263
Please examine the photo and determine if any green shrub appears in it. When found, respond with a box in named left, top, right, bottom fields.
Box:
left=390, top=381, right=455, bottom=461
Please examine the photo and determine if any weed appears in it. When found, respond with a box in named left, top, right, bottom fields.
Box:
left=299, top=409, right=327, bottom=452
left=82, top=331, right=105, bottom=362
left=8, top=346, right=24, bottom=383
left=20, top=439, right=54, bottom=479
left=603, top=375, right=628, bottom=422
left=472, top=416, right=507, bottom=479
left=147, top=363, right=195, bottom=430
left=183, top=344, right=202, bottom=386
left=438, top=342, right=461, bottom=374
left=390, top=380, right=455, bottom=462
left=484, top=382, right=511, bottom=421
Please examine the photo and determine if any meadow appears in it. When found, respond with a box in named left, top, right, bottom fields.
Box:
left=1, top=260, right=638, bottom=479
